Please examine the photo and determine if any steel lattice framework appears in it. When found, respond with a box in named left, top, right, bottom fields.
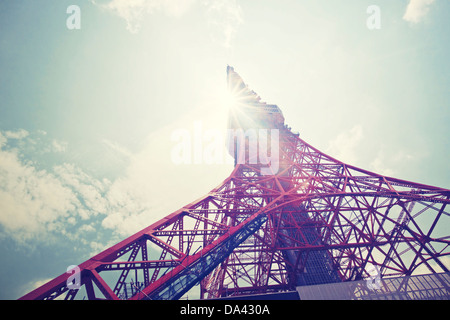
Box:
left=20, top=67, right=450, bottom=300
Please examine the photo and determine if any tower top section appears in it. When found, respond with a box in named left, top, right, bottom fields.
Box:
left=227, top=66, right=285, bottom=129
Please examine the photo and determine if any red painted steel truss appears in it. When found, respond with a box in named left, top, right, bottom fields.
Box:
left=20, top=68, right=450, bottom=300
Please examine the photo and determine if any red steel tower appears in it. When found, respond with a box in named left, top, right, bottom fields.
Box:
left=20, top=67, right=450, bottom=300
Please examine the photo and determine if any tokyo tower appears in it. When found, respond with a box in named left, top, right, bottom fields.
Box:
left=20, top=66, right=450, bottom=300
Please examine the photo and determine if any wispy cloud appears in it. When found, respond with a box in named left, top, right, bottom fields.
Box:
left=52, top=139, right=68, bottom=153
left=204, top=0, right=243, bottom=48
left=92, top=0, right=197, bottom=33
left=101, top=139, right=133, bottom=158
left=403, top=0, right=435, bottom=24
left=326, top=125, right=364, bottom=166
left=3, top=129, right=29, bottom=140
left=100, top=111, right=232, bottom=236
left=369, top=149, right=395, bottom=177
left=0, top=140, right=77, bottom=244
left=0, top=115, right=232, bottom=245
left=0, top=130, right=108, bottom=245
left=92, top=0, right=244, bottom=47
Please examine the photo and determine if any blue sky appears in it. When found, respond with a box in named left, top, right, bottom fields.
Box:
left=0, top=0, right=449, bottom=299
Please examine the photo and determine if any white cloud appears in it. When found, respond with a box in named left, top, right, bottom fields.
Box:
left=4, top=129, right=29, bottom=140
left=162, top=0, right=197, bottom=17
left=403, top=0, right=435, bottom=24
left=0, top=130, right=108, bottom=244
left=0, top=128, right=149, bottom=243
left=326, top=125, right=364, bottom=165
left=0, top=148, right=78, bottom=243
left=204, top=0, right=244, bottom=48
left=369, top=149, right=395, bottom=177
left=101, top=139, right=132, bottom=158
left=0, top=106, right=232, bottom=244
left=93, top=0, right=197, bottom=33
left=54, top=163, right=111, bottom=217
left=52, top=139, right=68, bottom=153
left=0, top=132, right=6, bottom=148
left=92, top=0, right=244, bottom=47
left=20, top=278, right=54, bottom=298
left=96, top=102, right=232, bottom=237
